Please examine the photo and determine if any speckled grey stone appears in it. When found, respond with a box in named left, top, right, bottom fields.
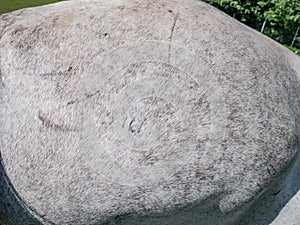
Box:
left=0, top=0, right=300, bottom=224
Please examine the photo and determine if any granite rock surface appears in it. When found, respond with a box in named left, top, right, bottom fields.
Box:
left=0, top=0, right=300, bottom=224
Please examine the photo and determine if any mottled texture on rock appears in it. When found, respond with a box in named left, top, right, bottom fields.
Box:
left=0, top=0, right=300, bottom=224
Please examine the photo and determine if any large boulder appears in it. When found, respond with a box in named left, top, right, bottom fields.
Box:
left=0, top=0, right=300, bottom=224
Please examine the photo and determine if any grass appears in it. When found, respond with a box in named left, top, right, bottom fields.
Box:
left=0, top=0, right=64, bottom=15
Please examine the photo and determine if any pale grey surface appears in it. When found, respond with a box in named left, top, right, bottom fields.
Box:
left=0, top=0, right=300, bottom=224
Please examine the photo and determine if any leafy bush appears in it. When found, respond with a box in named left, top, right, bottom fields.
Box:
left=202, top=0, right=300, bottom=47
left=285, top=45, right=300, bottom=55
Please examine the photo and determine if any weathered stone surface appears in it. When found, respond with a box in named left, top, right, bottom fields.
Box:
left=0, top=0, right=299, bottom=224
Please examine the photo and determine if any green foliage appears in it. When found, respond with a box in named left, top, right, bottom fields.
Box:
left=285, top=45, right=300, bottom=55
left=0, top=0, right=64, bottom=15
left=203, top=0, right=300, bottom=47
left=263, top=0, right=300, bottom=44
left=203, top=0, right=267, bottom=30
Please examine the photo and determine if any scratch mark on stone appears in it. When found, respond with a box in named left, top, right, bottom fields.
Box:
left=273, top=188, right=282, bottom=196
left=0, top=68, right=4, bottom=88
left=128, top=118, right=147, bottom=133
left=67, top=90, right=101, bottom=106
left=168, top=13, right=179, bottom=63
left=129, top=119, right=135, bottom=132
left=67, top=100, right=79, bottom=106
left=85, top=90, right=101, bottom=99
left=38, top=110, right=76, bottom=132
